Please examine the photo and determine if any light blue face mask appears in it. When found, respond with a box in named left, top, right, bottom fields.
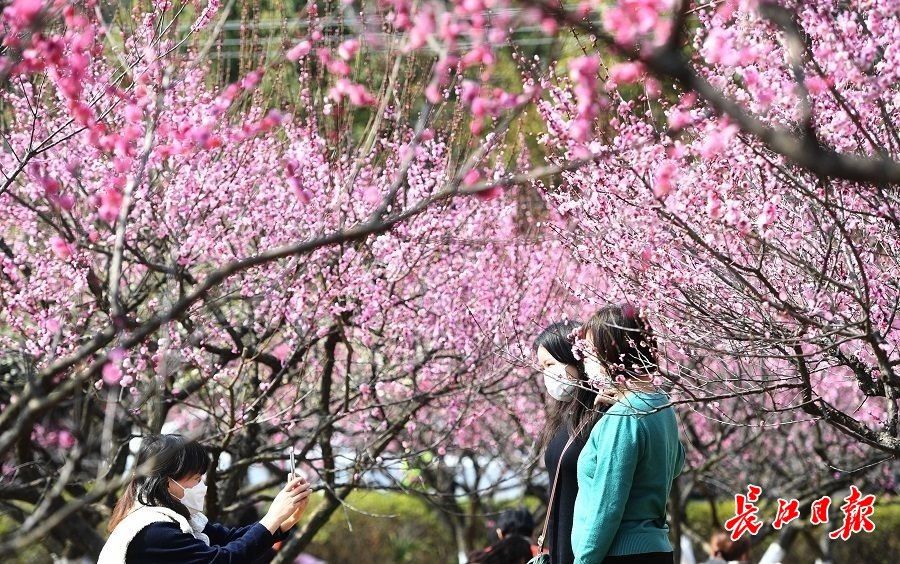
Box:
left=543, top=364, right=577, bottom=401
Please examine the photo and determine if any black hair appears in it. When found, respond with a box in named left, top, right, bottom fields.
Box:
left=466, top=535, right=533, bottom=564
left=581, top=304, right=657, bottom=379
left=534, top=321, right=581, bottom=368
left=496, top=507, right=535, bottom=538
left=108, top=434, right=211, bottom=532
left=534, top=321, right=604, bottom=450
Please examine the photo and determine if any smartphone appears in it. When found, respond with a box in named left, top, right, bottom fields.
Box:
left=289, top=448, right=296, bottom=477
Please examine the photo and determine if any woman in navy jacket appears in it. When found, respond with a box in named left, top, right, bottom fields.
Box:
left=99, top=434, right=310, bottom=563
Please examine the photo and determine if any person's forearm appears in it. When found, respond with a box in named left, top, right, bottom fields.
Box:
left=260, top=514, right=281, bottom=535
left=572, top=509, right=617, bottom=563
left=573, top=527, right=615, bottom=562
left=573, top=415, right=640, bottom=562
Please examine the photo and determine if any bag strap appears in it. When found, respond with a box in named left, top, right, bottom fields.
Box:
left=537, top=421, right=590, bottom=551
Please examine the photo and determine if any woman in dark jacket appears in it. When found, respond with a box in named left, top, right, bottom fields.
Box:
left=99, top=434, right=309, bottom=563
left=535, top=321, right=606, bottom=564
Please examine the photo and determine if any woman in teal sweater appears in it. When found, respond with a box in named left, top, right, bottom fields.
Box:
left=571, top=305, right=684, bottom=564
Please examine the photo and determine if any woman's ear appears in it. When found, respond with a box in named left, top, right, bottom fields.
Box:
left=167, top=478, right=183, bottom=499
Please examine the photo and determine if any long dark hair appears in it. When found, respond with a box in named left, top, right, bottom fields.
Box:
left=535, top=321, right=603, bottom=450
left=466, top=535, right=533, bottom=564
left=108, top=434, right=211, bottom=532
left=495, top=507, right=535, bottom=539
left=486, top=507, right=535, bottom=544
left=580, top=304, right=657, bottom=380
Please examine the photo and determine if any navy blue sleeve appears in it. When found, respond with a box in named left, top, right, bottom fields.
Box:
left=203, top=522, right=292, bottom=545
left=126, top=521, right=276, bottom=564
left=274, top=527, right=290, bottom=542
left=203, top=522, right=261, bottom=545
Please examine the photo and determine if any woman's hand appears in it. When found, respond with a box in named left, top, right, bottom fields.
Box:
left=594, top=389, right=618, bottom=406
left=260, top=476, right=308, bottom=534
left=280, top=476, right=312, bottom=532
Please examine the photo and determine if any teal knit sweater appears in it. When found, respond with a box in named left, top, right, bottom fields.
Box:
left=571, top=390, right=684, bottom=563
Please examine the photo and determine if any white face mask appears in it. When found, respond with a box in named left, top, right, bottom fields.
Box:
left=583, top=356, right=614, bottom=388
left=543, top=364, right=578, bottom=401
left=171, top=478, right=207, bottom=515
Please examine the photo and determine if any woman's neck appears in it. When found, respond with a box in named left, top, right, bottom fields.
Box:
left=595, top=378, right=656, bottom=405
left=618, top=378, right=655, bottom=393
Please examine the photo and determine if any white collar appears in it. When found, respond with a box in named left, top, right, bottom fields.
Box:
left=131, top=503, right=210, bottom=545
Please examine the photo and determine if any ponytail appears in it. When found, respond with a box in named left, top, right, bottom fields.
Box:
left=108, top=477, right=137, bottom=532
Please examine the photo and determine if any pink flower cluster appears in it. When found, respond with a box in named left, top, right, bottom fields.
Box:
left=536, top=0, right=900, bottom=484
